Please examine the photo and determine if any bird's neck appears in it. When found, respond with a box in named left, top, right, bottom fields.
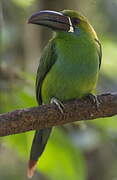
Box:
left=54, top=24, right=98, bottom=41
left=53, top=29, right=94, bottom=48
left=51, top=28, right=98, bottom=67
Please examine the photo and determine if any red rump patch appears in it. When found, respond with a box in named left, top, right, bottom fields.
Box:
left=27, top=160, right=37, bottom=178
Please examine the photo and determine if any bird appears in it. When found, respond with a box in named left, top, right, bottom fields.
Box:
left=27, top=9, right=102, bottom=177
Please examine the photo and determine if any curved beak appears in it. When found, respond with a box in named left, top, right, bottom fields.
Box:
left=28, top=10, right=70, bottom=31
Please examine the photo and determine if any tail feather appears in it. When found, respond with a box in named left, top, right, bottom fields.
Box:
left=27, top=160, right=37, bottom=178
left=27, top=128, right=52, bottom=177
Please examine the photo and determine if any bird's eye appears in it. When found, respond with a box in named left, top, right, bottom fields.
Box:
left=71, top=17, right=80, bottom=25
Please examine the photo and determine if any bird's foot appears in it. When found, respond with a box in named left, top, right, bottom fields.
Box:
left=51, top=97, right=64, bottom=113
left=88, top=93, right=100, bottom=110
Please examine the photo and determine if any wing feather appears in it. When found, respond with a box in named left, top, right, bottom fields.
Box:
left=36, top=40, right=57, bottom=104
left=95, top=38, right=102, bottom=69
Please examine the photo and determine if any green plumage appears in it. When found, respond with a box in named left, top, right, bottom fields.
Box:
left=40, top=31, right=100, bottom=104
left=28, top=9, right=102, bottom=177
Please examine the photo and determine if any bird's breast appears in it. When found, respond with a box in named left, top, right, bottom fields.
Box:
left=42, top=38, right=99, bottom=103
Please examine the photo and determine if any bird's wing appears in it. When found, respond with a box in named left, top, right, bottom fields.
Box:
left=95, top=38, right=102, bottom=69
left=36, top=40, right=57, bottom=104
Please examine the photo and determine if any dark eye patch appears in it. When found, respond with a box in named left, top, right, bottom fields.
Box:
left=71, top=17, right=80, bottom=25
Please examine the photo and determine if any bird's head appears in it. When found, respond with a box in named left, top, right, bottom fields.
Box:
left=28, top=10, right=97, bottom=39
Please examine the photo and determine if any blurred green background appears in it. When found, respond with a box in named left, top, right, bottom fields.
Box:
left=0, top=0, right=117, bottom=180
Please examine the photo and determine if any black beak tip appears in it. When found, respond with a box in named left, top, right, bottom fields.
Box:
left=27, top=12, right=40, bottom=24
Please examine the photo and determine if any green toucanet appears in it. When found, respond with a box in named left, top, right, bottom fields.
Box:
left=27, top=10, right=102, bottom=177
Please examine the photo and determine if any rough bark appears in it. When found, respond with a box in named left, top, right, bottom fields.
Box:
left=0, top=93, right=117, bottom=137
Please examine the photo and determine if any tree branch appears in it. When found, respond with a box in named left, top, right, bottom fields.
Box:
left=0, top=93, right=117, bottom=137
